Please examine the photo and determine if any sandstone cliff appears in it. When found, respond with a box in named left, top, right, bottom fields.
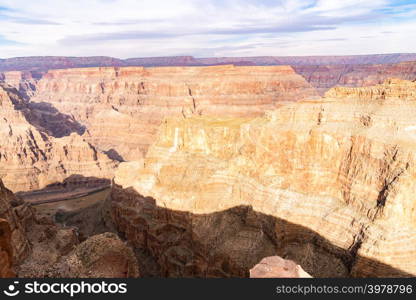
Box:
left=31, top=65, right=318, bottom=160
left=109, top=79, right=416, bottom=277
left=0, top=85, right=117, bottom=192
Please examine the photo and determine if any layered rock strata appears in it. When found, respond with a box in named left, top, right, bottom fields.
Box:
left=109, top=79, right=416, bottom=277
left=0, top=71, right=42, bottom=100
left=294, top=61, right=416, bottom=94
left=31, top=65, right=319, bottom=160
left=0, top=85, right=116, bottom=192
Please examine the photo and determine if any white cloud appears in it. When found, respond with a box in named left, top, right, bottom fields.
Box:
left=0, top=0, right=414, bottom=58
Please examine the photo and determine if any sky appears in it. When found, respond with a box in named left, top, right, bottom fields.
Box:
left=0, top=0, right=415, bottom=58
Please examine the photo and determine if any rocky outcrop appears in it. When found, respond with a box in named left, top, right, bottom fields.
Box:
left=62, top=232, right=139, bottom=278
left=0, top=85, right=117, bottom=192
left=31, top=65, right=318, bottom=160
left=108, top=79, right=416, bottom=277
left=18, top=226, right=139, bottom=278
left=294, top=61, right=416, bottom=94
left=250, top=256, right=311, bottom=278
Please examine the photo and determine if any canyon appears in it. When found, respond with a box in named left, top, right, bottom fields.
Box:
left=29, top=65, right=318, bottom=161
left=0, top=55, right=416, bottom=278
left=0, top=83, right=116, bottom=192
left=108, top=79, right=416, bottom=277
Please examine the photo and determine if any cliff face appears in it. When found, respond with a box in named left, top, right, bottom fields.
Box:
left=0, top=85, right=116, bottom=192
left=109, top=79, right=416, bottom=277
left=0, top=71, right=42, bottom=100
left=294, top=61, right=416, bottom=94
left=31, top=65, right=318, bottom=161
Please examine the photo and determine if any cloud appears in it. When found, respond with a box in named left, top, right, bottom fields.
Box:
left=0, top=0, right=414, bottom=58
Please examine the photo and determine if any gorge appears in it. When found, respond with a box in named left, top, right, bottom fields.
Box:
left=1, top=56, right=416, bottom=278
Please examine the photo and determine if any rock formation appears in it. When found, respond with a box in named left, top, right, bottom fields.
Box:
left=0, top=177, right=138, bottom=278
left=108, top=79, right=416, bottom=277
left=18, top=228, right=139, bottom=278
left=0, top=85, right=116, bottom=192
left=62, top=232, right=139, bottom=278
left=250, top=256, right=311, bottom=278
left=31, top=65, right=318, bottom=160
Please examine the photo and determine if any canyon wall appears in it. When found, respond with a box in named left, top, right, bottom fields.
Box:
left=294, top=61, right=416, bottom=94
left=31, top=65, right=318, bottom=161
left=108, top=79, right=416, bottom=277
left=0, top=85, right=117, bottom=192
left=0, top=71, right=42, bottom=100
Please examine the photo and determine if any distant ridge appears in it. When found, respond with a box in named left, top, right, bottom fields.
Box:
left=1, top=53, right=416, bottom=72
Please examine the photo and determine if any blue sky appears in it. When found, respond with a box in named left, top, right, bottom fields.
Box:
left=0, top=0, right=415, bottom=58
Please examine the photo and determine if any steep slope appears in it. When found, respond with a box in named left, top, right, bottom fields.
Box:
left=31, top=65, right=318, bottom=160
left=0, top=85, right=116, bottom=192
left=108, top=79, right=416, bottom=277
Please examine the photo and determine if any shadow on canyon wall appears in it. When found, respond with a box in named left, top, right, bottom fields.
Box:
left=25, top=101, right=86, bottom=138
left=109, top=185, right=414, bottom=278
left=2, top=84, right=86, bottom=138
left=104, top=149, right=125, bottom=162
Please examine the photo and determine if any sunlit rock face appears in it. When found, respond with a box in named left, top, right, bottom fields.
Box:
left=109, top=79, right=416, bottom=277
left=31, top=65, right=319, bottom=161
left=0, top=85, right=117, bottom=192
